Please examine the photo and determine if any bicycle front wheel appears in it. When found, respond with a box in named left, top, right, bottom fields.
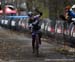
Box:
left=35, top=34, right=40, bottom=56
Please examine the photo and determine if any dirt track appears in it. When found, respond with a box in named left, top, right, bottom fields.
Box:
left=0, top=27, right=75, bottom=62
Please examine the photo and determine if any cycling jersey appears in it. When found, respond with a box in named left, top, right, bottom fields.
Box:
left=68, top=10, right=75, bottom=18
left=28, top=17, right=40, bottom=32
left=28, top=12, right=42, bottom=32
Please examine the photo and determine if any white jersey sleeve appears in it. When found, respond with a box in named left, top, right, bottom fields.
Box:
left=34, top=14, right=40, bottom=19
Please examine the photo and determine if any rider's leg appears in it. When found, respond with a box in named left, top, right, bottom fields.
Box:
left=32, top=34, right=36, bottom=53
left=38, top=36, right=41, bottom=45
left=38, top=32, right=42, bottom=44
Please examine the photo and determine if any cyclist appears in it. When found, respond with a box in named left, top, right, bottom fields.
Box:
left=28, top=8, right=43, bottom=53
left=60, top=5, right=75, bottom=23
left=60, top=5, right=75, bottom=29
left=60, top=5, right=75, bottom=35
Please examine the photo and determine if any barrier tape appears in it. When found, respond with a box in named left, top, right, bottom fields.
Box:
left=1, top=19, right=75, bottom=38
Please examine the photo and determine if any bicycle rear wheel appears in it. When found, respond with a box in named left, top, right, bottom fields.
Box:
left=71, top=25, right=75, bottom=37
left=70, top=24, right=75, bottom=47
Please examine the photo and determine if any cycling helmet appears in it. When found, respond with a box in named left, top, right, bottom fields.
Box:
left=72, top=5, right=75, bottom=9
left=70, top=5, right=75, bottom=11
left=28, top=11, right=33, bottom=17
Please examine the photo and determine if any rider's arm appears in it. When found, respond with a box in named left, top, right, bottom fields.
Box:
left=34, top=14, right=40, bottom=18
left=69, top=10, right=75, bottom=18
left=32, top=12, right=42, bottom=25
left=32, top=19, right=39, bottom=25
